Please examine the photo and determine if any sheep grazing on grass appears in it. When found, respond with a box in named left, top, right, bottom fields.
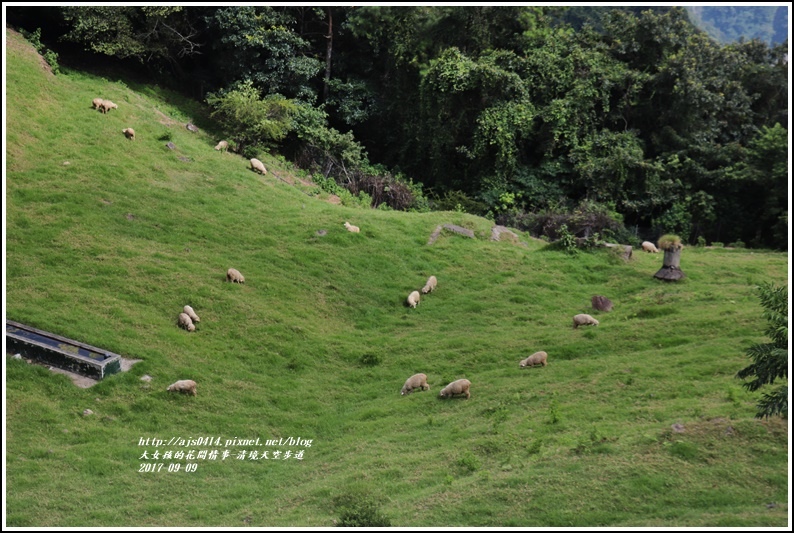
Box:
left=642, top=241, right=659, bottom=253
left=92, top=98, right=104, bottom=110
left=183, top=305, right=200, bottom=323
left=401, top=373, right=430, bottom=395
left=520, top=351, right=548, bottom=368
left=573, top=313, right=599, bottom=328
left=344, top=221, right=360, bottom=233
left=178, top=312, right=196, bottom=332
left=167, top=379, right=197, bottom=396
left=226, top=268, right=245, bottom=284
left=214, top=140, right=228, bottom=152
left=99, top=100, right=118, bottom=114
left=250, top=158, right=267, bottom=174
left=421, top=275, right=437, bottom=294
left=122, top=128, right=135, bottom=140
left=439, top=378, right=471, bottom=399
left=407, top=290, right=421, bottom=308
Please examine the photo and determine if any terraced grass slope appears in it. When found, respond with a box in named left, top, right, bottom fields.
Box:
left=4, top=28, right=789, bottom=527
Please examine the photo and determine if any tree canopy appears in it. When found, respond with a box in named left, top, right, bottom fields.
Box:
left=8, top=5, right=789, bottom=249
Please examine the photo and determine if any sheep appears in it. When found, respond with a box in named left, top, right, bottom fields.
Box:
left=99, top=100, right=118, bottom=114
left=226, top=268, right=245, bottom=284
left=250, top=158, right=267, bottom=174
left=177, top=312, right=196, bottom=332
left=642, top=241, right=659, bottom=253
left=401, top=373, right=430, bottom=395
left=520, top=351, right=548, bottom=368
left=439, top=378, right=471, bottom=399
left=573, top=313, right=599, bottom=328
left=92, top=97, right=104, bottom=110
left=183, top=305, right=200, bottom=323
left=122, top=128, right=135, bottom=140
left=167, top=379, right=197, bottom=396
left=407, top=290, right=421, bottom=308
left=421, top=275, right=437, bottom=294
left=214, top=140, right=228, bottom=152
left=344, top=221, right=360, bottom=233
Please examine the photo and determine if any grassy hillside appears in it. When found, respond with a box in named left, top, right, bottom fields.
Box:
left=4, top=28, right=789, bottom=527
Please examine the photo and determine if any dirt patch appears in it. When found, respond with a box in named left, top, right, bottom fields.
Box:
left=6, top=27, right=53, bottom=75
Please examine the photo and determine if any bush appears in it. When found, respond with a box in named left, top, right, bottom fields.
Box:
left=333, top=491, right=391, bottom=527
left=20, top=27, right=60, bottom=74
left=728, top=240, right=745, bottom=248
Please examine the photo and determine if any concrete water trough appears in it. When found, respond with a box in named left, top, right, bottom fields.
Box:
left=6, top=320, right=122, bottom=380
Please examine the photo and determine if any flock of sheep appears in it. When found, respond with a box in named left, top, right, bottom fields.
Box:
left=89, top=96, right=617, bottom=400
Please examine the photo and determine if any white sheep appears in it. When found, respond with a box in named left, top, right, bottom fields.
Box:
left=226, top=268, right=245, bottom=284
left=520, top=351, right=548, bottom=368
left=642, top=241, right=659, bottom=253
left=344, top=221, right=360, bottom=233
left=573, top=313, right=599, bottom=328
left=439, top=378, right=471, bottom=399
left=250, top=158, right=267, bottom=174
left=167, top=379, right=197, bottom=396
left=214, top=140, right=229, bottom=152
left=407, top=290, right=421, bottom=308
left=421, top=275, right=437, bottom=294
left=401, top=373, right=430, bottom=395
left=122, top=128, right=135, bottom=140
left=183, top=305, right=200, bottom=323
left=178, top=312, right=195, bottom=332
left=99, top=100, right=118, bottom=114
left=92, top=97, right=104, bottom=110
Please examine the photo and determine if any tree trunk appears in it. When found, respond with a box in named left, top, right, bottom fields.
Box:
left=323, top=7, right=333, bottom=103
left=654, top=246, right=686, bottom=281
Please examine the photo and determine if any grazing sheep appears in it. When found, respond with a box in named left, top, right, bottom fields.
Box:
left=344, top=221, right=360, bottom=233
left=401, top=373, right=430, bottom=395
left=439, top=378, right=471, bottom=399
left=183, top=305, right=200, bottom=323
left=226, top=268, right=245, bottom=284
left=167, top=379, right=197, bottom=396
left=421, top=275, right=437, bottom=294
left=642, top=241, right=659, bottom=253
left=520, top=351, right=548, bottom=368
left=573, top=313, right=599, bottom=328
left=407, top=290, right=421, bottom=308
left=99, top=100, right=118, bottom=114
left=214, top=140, right=228, bottom=152
left=250, top=158, right=267, bottom=174
left=122, top=128, right=135, bottom=140
left=177, top=312, right=196, bottom=332
left=92, top=97, right=104, bottom=110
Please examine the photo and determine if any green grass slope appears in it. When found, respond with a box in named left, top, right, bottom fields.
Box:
left=4, top=28, right=789, bottom=527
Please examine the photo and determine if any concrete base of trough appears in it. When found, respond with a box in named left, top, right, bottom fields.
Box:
left=6, top=320, right=140, bottom=386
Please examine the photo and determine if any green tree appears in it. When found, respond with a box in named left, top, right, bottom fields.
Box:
left=206, top=80, right=297, bottom=154
left=736, top=283, right=788, bottom=419
left=204, top=6, right=322, bottom=102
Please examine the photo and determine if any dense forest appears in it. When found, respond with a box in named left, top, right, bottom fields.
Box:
left=6, top=6, right=789, bottom=250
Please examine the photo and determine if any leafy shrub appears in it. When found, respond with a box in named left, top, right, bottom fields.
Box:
left=206, top=80, right=296, bottom=153
left=457, top=451, right=482, bottom=473
left=710, top=242, right=724, bottom=248
left=333, top=491, right=391, bottom=527
left=20, top=27, right=60, bottom=74
left=728, top=240, right=745, bottom=248
left=696, top=235, right=707, bottom=247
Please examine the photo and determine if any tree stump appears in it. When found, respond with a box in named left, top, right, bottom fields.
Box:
left=654, top=245, right=685, bottom=281
left=591, top=295, right=614, bottom=312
